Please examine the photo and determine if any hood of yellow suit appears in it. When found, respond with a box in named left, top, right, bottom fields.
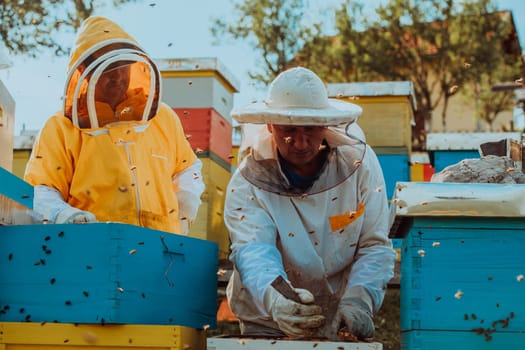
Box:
left=63, top=16, right=161, bottom=128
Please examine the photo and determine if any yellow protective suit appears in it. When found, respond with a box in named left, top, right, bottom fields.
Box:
left=24, top=16, right=201, bottom=234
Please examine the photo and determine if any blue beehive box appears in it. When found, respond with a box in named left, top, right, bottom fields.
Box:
left=0, top=222, right=218, bottom=329
left=426, top=132, right=521, bottom=173
left=390, top=182, right=525, bottom=349
left=377, top=152, right=410, bottom=199
left=432, top=150, right=479, bottom=173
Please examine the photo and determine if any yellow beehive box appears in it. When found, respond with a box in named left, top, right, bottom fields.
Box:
left=327, top=81, right=416, bottom=151
left=189, top=156, right=231, bottom=260
left=0, top=322, right=206, bottom=350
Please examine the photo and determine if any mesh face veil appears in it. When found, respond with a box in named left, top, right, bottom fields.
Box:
left=64, top=40, right=160, bottom=128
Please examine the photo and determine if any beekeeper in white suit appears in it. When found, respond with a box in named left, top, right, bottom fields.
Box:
left=224, top=67, right=395, bottom=340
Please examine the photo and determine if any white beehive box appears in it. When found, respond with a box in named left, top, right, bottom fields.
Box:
left=207, top=337, right=382, bottom=350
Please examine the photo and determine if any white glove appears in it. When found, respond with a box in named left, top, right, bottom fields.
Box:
left=336, top=297, right=374, bottom=339
left=178, top=217, right=192, bottom=235
left=263, top=282, right=325, bottom=338
left=55, top=207, right=97, bottom=224
left=329, top=286, right=374, bottom=340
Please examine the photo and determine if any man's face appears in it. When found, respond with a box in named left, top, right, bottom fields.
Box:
left=94, top=64, right=131, bottom=108
left=267, top=124, right=327, bottom=175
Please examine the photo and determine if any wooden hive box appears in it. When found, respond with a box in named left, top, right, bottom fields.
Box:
left=409, top=152, right=434, bottom=182
left=327, top=81, right=416, bottom=199
left=175, top=107, right=233, bottom=165
left=390, top=182, right=525, bottom=349
left=0, top=322, right=205, bottom=350
left=207, top=337, right=383, bottom=349
left=376, top=152, right=410, bottom=199
left=0, top=167, right=33, bottom=225
left=426, top=132, right=521, bottom=173
left=189, top=158, right=231, bottom=261
left=156, top=58, right=240, bottom=124
left=0, top=222, right=218, bottom=329
left=327, top=81, right=416, bottom=151
left=156, top=57, right=238, bottom=263
left=0, top=79, right=15, bottom=173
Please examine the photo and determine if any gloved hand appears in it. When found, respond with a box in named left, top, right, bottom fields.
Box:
left=330, top=286, right=374, bottom=340
left=337, top=297, right=374, bottom=339
left=55, top=207, right=97, bottom=224
left=178, top=217, right=193, bottom=235
left=263, top=281, right=325, bottom=338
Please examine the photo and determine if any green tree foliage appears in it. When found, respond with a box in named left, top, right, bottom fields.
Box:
left=459, top=0, right=523, bottom=131
left=210, top=0, right=322, bottom=85
left=211, top=0, right=523, bottom=144
left=0, top=0, right=138, bottom=57
left=324, top=0, right=523, bottom=138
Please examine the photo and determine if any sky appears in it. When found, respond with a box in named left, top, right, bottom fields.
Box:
left=0, top=0, right=524, bottom=135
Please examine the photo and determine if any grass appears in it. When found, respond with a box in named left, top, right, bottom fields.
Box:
left=374, top=288, right=401, bottom=350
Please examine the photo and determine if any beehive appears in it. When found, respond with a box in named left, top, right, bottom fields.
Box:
left=327, top=81, right=416, bottom=198
left=0, top=322, right=205, bottom=350
left=426, top=132, right=521, bottom=172
left=207, top=337, right=383, bottom=350
left=376, top=151, right=410, bottom=199
left=190, top=158, right=231, bottom=259
left=409, top=152, right=434, bottom=182
left=0, top=166, right=33, bottom=225
left=390, top=182, right=525, bottom=349
left=0, top=79, right=15, bottom=173
left=175, top=108, right=233, bottom=165
left=0, top=222, right=218, bottom=329
left=327, top=81, right=416, bottom=150
left=156, top=58, right=239, bottom=260
left=156, top=58, right=239, bottom=124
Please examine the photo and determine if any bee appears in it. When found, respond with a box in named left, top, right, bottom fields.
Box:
left=454, top=290, right=464, bottom=299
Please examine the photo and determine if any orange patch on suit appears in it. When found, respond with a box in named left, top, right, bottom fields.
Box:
left=329, top=203, right=365, bottom=232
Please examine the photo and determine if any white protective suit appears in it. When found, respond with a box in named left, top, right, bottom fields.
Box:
left=225, top=125, right=396, bottom=337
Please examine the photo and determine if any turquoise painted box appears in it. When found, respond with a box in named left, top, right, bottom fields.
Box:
left=376, top=152, right=410, bottom=199
left=390, top=182, right=525, bottom=349
left=0, top=222, right=218, bottom=330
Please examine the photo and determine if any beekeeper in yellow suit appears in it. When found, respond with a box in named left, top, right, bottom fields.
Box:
left=224, top=67, right=395, bottom=340
left=24, top=16, right=204, bottom=234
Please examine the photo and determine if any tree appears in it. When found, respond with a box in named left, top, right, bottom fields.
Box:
left=458, top=1, right=523, bottom=131
left=209, top=0, right=523, bottom=140
left=210, top=0, right=322, bottom=85
left=0, top=0, right=138, bottom=57
left=301, top=0, right=523, bottom=144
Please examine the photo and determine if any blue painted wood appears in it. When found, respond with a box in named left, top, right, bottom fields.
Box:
left=402, top=330, right=525, bottom=349
left=376, top=154, right=410, bottom=199
left=398, top=217, right=525, bottom=349
left=0, top=223, right=218, bottom=329
left=392, top=238, right=403, bottom=250
left=432, top=150, right=479, bottom=173
left=0, top=167, right=33, bottom=208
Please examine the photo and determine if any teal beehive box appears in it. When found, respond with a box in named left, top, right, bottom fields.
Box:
left=0, top=222, right=218, bottom=329
left=390, top=182, right=525, bottom=349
